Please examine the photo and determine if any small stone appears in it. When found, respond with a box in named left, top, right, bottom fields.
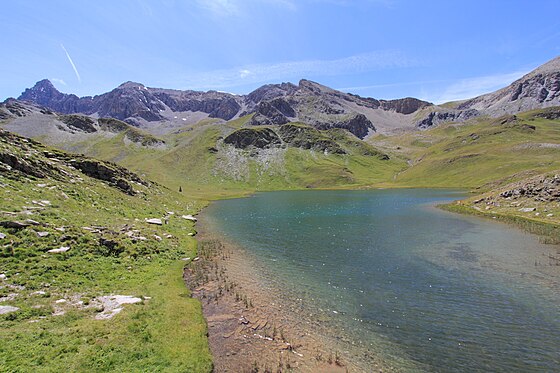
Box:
left=181, top=214, right=197, bottom=222
left=181, top=257, right=191, bottom=261
left=36, top=231, right=50, bottom=237
left=0, top=274, right=6, bottom=280
left=146, top=218, right=163, bottom=225
left=0, top=305, right=19, bottom=314
left=48, top=246, right=70, bottom=254
left=0, top=233, right=6, bottom=239
left=55, top=299, right=67, bottom=304
left=519, top=207, right=536, bottom=212
left=153, top=235, right=162, bottom=241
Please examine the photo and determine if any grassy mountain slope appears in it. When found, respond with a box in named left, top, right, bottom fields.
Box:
left=372, top=109, right=560, bottom=189
left=40, top=118, right=408, bottom=199
left=0, top=130, right=212, bottom=372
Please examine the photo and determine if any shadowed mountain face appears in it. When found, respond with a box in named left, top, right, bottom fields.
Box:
left=13, top=56, right=560, bottom=136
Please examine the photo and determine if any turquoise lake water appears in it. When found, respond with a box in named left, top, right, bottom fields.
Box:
left=202, top=189, right=560, bottom=372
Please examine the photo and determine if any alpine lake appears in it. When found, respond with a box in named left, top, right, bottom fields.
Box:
left=201, top=189, right=560, bottom=372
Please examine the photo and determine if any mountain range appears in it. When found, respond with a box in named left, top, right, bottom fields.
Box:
left=1, top=54, right=559, bottom=373
left=9, top=56, right=560, bottom=139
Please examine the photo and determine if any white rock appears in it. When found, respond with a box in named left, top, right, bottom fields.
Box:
left=519, top=207, right=536, bottom=212
left=146, top=218, right=163, bottom=225
left=153, top=235, right=162, bottom=241
left=181, top=214, right=197, bottom=222
left=181, top=257, right=191, bottom=261
left=36, top=231, right=50, bottom=237
left=0, top=305, right=19, bottom=314
left=0, top=274, right=6, bottom=280
left=0, top=233, right=6, bottom=239
left=55, top=299, right=67, bottom=304
left=48, top=246, right=70, bottom=254
left=95, top=295, right=143, bottom=320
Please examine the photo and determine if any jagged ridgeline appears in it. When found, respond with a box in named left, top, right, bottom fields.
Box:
left=0, top=129, right=213, bottom=371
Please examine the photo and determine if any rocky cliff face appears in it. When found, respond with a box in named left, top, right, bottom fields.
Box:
left=415, top=56, right=560, bottom=129
left=458, top=57, right=560, bottom=116
left=417, top=109, right=479, bottom=129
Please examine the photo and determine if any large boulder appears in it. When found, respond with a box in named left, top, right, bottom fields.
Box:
left=223, top=128, right=282, bottom=149
left=278, top=124, right=345, bottom=154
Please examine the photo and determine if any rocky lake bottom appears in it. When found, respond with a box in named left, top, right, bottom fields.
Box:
left=198, top=189, right=560, bottom=372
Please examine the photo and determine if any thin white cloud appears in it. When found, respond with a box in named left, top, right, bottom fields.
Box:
left=195, top=0, right=240, bottom=17
left=181, top=50, right=416, bottom=89
left=60, top=44, right=81, bottom=83
left=264, top=0, right=297, bottom=10
left=51, top=78, right=67, bottom=86
left=310, top=0, right=395, bottom=6
left=337, top=79, right=449, bottom=93
left=433, top=70, right=529, bottom=104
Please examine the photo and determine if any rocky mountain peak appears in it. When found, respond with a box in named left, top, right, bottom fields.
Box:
left=246, top=82, right=297, bottom=104
left=298, top=79, right=335, bottom=94
left=117, top=81, right=147, bottom=90
left=525, top=56, right=560, bottom=77
left=19, top=79, right=64, bottom=104
left=455, top=55, right=560, bottom=116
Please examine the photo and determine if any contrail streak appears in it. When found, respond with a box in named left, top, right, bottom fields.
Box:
left=60, top=44, right=81, bottom=83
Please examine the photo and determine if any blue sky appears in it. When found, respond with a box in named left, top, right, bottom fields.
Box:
left=2, top=0, right=560, bottom=103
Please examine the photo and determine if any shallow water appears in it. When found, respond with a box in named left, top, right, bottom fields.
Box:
left=202, top=189, right=560, bottom=372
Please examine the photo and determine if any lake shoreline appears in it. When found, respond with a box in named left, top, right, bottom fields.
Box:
left=184, top=225, right=389, bottom=372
